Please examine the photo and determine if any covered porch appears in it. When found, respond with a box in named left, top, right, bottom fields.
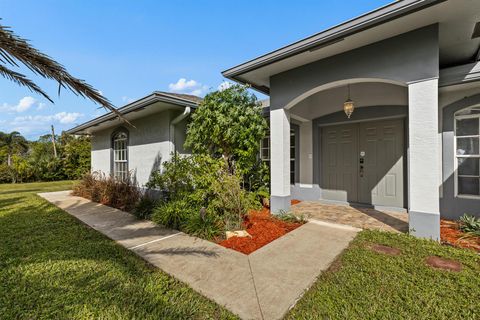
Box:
left=267, top=26, right=441, bottom=240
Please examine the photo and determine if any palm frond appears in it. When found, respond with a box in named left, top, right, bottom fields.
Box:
left=0, top=22, right=126, bottom=121
left=0, top=64, right=53, bottom=102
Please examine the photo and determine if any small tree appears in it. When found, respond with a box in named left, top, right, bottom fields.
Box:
left=184, top=85, right=267, bottom=177
left=0, top=131, right=28, bottom=167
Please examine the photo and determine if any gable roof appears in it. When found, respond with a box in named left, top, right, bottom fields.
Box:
left=222, top=0, right=480, bottom=93
left=67, top=91, right=202, bottom=135
left=154, top=91, right=203, bottom=104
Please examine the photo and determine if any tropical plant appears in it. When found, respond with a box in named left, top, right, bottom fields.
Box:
left=0, top=131, right=92, bottom=183
left=151, top=199, right=196, bottom=230
left=147, top=153, right=227, bottom=202
left=183, top=209, right=222, bottom=240
left=61, top=134, right=91, bottom=179
left=210, top=172, right=259, bottom=231
left=0, top=131, right=28, bottom=167
left=0, top=22, right=116, bottom=113
left=148, top=153, right=260, bottom=237
left=133, top=196, right=158, bottom=220
left=184, top=85, right=267, bottom=177
left=459, top=214, right=480, bottom=236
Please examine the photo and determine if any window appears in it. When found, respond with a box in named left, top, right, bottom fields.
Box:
left=455, top=106, right=480, bottom=197
left=112, top=131, right=128, bottom=181
left=260, top=126, right=297, bottom=184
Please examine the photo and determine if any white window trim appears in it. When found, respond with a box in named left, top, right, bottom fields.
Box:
left=260, top=128, right=297, bottom=186
left=454, top=107, right=480, bottom=199
left=113, top=131, right=129, bottom=181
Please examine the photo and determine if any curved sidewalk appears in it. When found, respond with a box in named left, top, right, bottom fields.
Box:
left=39, top=191, right=358, bottom=320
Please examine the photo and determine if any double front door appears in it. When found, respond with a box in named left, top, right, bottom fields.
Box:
left=321, top=119, right=404, bottom=208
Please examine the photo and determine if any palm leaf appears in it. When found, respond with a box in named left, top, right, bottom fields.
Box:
left=0, top=64, right=52, bottom=102
left=0, top=21, right=128, bottom=122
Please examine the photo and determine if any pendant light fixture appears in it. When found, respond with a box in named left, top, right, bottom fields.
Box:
left=343, top=84, right=354, bottom=119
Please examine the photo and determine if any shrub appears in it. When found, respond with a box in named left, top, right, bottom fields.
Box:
left=133, top=196, right=157, bottom=219
left=0, top=164, right=13, bottom=183
left=72, top=171, right=141, bottom=212
left=210, top=172, right=260, bottom=231
left=148, top=153, right=261, bottom=237
left=275, top=210, right=307, bottom=224
left=182, top=208, right=222, bottom=240
left=459, top=214, right=480, bottom=236
left=146, top=153, right=226, bottom=202
left=151, top=199, right=196, bottom=230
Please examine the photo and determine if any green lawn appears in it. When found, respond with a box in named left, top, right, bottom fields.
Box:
left=287, top=230, right=480, bottom=320
left=0, top=181, right=237, bottom=319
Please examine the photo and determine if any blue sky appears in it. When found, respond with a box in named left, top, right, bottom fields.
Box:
left=0, top=0, right=390, bottom=140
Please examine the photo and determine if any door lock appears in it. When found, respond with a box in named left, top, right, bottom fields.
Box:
left=359, top=165, right=364, bottom=177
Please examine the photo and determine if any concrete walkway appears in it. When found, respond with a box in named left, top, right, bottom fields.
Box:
left=39, top=191, right=359, bottom=320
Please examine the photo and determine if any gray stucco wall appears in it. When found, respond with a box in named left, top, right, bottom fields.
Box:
left=90, top=109, right=188, bottom=187
left=270, top=24, right=439, bottom=110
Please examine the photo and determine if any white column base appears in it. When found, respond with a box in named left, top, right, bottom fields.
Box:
left=271, top=195, right=291, bottom=213
left=409, top=211, right=440, bottom=240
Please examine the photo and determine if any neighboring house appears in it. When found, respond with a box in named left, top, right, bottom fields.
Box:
left=69, top=0, right=480, bottom=241
left=222, top=0, right=480, bottom=240
left=67, top=92, right=201, bottom=186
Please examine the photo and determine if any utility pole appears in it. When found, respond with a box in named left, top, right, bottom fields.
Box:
left=51, top=125, right=57, bottom=158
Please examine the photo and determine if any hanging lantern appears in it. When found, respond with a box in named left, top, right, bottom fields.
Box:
left=343, top=85, right=354, bottom=119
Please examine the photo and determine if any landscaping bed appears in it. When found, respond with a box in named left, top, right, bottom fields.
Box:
left=441, top=218, right=480, bottom=252
left=218, top=202, right=304, bottom=254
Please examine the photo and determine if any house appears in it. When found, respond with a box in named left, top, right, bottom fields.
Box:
left=67, top=92, right=201, bottom=185
left=222, top=0, right=480, bottom=240
left=69, top=0, right=480, bottom=241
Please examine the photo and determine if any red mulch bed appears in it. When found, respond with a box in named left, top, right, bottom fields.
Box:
left=218, top=201, right=304, bottom=255
left=441, top=219, right=480, bottom=252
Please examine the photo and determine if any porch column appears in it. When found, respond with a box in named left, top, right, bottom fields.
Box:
left=270, top=108, right=291, bottom=213
left=407, top=78, right=440, bottom=240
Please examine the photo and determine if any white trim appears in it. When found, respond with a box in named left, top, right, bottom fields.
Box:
left=453, top=105, right=480, bottom=199
left=316, top=114, right=406, bottom=127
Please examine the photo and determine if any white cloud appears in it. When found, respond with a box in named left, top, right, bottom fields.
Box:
left=1, top=96, right=37, bottom=113
left=169, top=78, right=198, bottom=91
left=168, top=78, right=209, bottom=96
left=37, top=102, right=47, bottom=111
left=218, top=81, right=233, bottom=91
left=13, top=112, right=83, bottom=125
left=16, top=96, right=36, bottom=112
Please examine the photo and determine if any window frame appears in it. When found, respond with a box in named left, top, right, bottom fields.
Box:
left=111, top=128, right=129, bottom=181
left=260, top=123, right=299, bottom=185
left=454, top=109, right=480, bottom=199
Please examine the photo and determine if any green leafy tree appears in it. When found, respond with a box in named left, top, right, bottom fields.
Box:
left=28, top=135, right=64, bottom=181
left=184, top=85, right=267, bottom=177
left=61, top=134, right=91, bottom=179
left=0, top=131, right=28, bottom=167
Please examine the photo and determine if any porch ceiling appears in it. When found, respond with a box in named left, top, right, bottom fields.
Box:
left=290, top=82, right=407, bottom=120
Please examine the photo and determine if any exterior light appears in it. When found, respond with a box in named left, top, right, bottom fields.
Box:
left=344, top=84, right=354, bottom=118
